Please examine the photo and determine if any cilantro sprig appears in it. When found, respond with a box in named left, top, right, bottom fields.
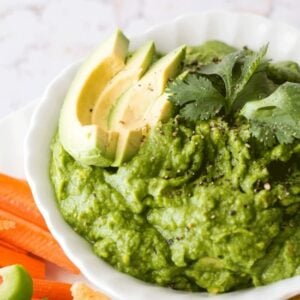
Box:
left=240, top=82, right=300, bottom=145
left=167, top=43, right=300, bottom=146
left=166, top=75, right=224, bottom=121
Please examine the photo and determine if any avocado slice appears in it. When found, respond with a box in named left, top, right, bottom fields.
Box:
left=112, top=94, right=173, bottom=166
left=110, top=45, right=186, bottom=166
left=0, top=265, right=33, bottom=300
left=91, top=41, right=155, bottom=130
left=59, top=30, right=129, bottom=166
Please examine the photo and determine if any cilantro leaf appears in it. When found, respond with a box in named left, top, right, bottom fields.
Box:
left=198, top=44, right=268, bottom=110
left=168, top=43, right=300, bottom=147
left=199, top=51, right=241, bottom=99
left=240, top=82, right=300, bottom=145
left=233, top=71, right=277, bottom=111
left=232, top=44, right=268, bottom=101
left=166, top=74, right=225, bottom=121
left=168, top=45, right=269, bottom=123
left=267, top=61, right=300, bottom=84
left=249, top=121, right=277, bottom=147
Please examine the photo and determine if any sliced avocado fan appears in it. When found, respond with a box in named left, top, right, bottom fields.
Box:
left=59, top=30, right=154, bottom=166
left=109, top=45, right=186, bottom=166
left=90, top=41, right=155, bottom=160
left=59, top=29, right=186, bottom=167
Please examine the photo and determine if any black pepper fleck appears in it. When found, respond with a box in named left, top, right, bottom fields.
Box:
left=230, top=210, right=237, bottom=216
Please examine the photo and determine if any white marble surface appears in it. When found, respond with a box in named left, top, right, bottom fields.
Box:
left=1, top=0, right=300, bottom=119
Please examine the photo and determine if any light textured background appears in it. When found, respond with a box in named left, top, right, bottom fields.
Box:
left=1, top=0, right=300, bottom=119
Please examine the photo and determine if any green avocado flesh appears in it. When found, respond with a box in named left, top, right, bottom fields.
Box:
left=50, top=40, right=300, bottom=293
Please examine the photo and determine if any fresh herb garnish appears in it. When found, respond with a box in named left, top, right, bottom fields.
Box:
left=231, top=44, right=268, bottom=102
left=232, top=71, right=277, bottom=111
left=266, top=61, right=300, bottom=84
left=240, top=82, right=300, bottom=146
left=199, top=50, right=241, bottom=100
left=166, top=75, right=224, bottom=121
left=167, top=43, right=300, bottom=146
left=199, top=44, right=268, bottom=109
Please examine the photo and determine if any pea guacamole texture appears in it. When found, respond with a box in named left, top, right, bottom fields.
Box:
left=50, top=41, right=300, bottom=293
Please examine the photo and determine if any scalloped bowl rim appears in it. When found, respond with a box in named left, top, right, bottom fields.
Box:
left=25, top=11, right=300, bottom=300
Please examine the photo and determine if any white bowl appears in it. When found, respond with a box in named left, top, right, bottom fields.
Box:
left=25, top=11, right=300, bottom=300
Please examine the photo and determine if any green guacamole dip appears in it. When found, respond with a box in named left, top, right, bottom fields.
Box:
left=50, top=41, right=300, bottom=293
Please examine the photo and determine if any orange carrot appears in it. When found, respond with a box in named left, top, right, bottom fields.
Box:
left=0, top=219, right=15, bottom=230
left=0, top=209, right=80, bottom=274
left=33, top=279, right=72, bottom=300
left=0, top=244, right=45, bottom=278
left=0, top=239, right=28, bottom=254
left=0, top=173, right=48, bottom=230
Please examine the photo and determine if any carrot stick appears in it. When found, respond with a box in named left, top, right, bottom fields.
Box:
left=0, top=239, right=28, bottom=254
left=33, top=279, right=72, bottom=300
left=0, top=219, right=15, bottom=230
left=0, top=209, right=80, bottom=274
left=0, top=173, right=48, bottom=230
left=0, top=244, right=45, bottom=278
